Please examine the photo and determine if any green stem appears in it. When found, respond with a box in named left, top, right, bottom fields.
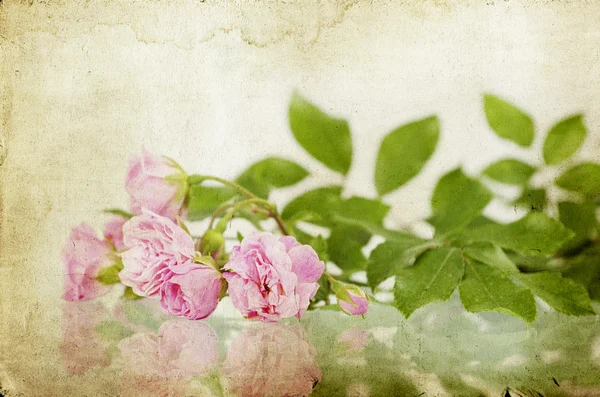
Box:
left=271, top=210, right=290, bottom=236
left=190, top=174, right=290, bottom=236
left=209, top=198, right=272, bottom=228
left=188, top=174, right=258, bottom=200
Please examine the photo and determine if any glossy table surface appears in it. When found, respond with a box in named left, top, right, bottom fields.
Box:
left=2, top=295, right=599, bottom=397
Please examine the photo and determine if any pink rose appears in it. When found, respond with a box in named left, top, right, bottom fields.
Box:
left=119, top=210, right=195, bottom=297
left=125, top=148, right=185, bottom=221
left=223, top=323, right=322, bottom=397
left=159, top=263, right=222, bottom=320
left=223, top=232, right=325, bottom=322
left=59, top=301, right=111, bottom=374
left=104, top=216, right=128, bottom=251
left=338, top=287, right=369, bottom=316
left=118, top=319, right=219, bottom=396
left=62, top=223, right=113, bottom=301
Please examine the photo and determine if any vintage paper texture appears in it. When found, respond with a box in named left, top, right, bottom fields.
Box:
left=1, top=0, right=600, bottom=395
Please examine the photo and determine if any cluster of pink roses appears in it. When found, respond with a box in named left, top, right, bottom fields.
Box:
left=62, top=149, right=368, bottom=322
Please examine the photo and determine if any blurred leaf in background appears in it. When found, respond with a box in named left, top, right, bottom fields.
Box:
left=484, top=94, right=534, bottom=147
left=289, top=92, right=353, bottom=175
left=375, top=116, right=439, bottom=196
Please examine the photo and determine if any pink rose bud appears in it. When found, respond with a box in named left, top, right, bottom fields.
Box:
left=103, top=215, right=128, bottom=252
left=125, top=148, right=186, bottom=221
left=338, top=285, right=369, bottom=316
left=119, top=210, right=195, bottom=297
left=159, top=262, right=223, bottom=320
left=223, top=323, right=322, bottom=397
left=62, top=223, right=113, bottom=301
left=223, top=232, right=325, bottom=322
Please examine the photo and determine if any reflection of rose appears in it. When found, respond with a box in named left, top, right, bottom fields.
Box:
left=223, top=323, right=322, bottom=397
left=337, top=327, right=369, bottom=352
left=59, top=302, right=111, bottom=374
left=118, top=319, right=219, bottom=396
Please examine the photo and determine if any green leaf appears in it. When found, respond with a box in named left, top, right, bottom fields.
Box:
left=515, top=272, right=595, bottom=316
left=123, top=286, right=143, bottom=301
left=460, top=212, right=575, bottom=256
left=543, top=114, right=586, bottom=165
left=430, top=169, right=493, bottom=236
left=375, top=116, right=439, bottom=195
left=286, top=210, right=323, bottom=226
left=281, top=186, right=343, bottom=225
left=459, top=261, right=537, bottom=323
left=555, top=162, right=600, bottom=197
left=483, top=94, right=534, bottom=147
left=187, top=185, right=237, bottom=221
left=563, top=257, right=600, bottom=301
left=103, top=208, right=134, bottom=218
left=313, top=274, right=331, bottom=303
left=96, top=264, right=122, bottom=285
left=463, top=242, right=519, bottom=274
left=394, top=247, right=464, bottom=318
left=331, top=213, right=417, bottom=242
left=235, top=157, right=309, bottom=199
left=95, top=320, right=134, bottom=342
left=367, top=238, right=435, bottom=289
left=513, top=187, right=546, bottom=212
left=482, top=159, right=535, bottom=185
left=308, top=235, right=329, bottom=262
left=327, top=226, right=370, bottom=272
left=558, top=201, right=597, bottom=252
left=338, top=196, right=390, bottom=225
left=330, top=278, right=355, bottom=305
left=289, top=92, right=352, bottom=175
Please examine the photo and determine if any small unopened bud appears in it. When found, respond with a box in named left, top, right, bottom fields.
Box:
left=330, top=278, right=368, bottom=316
left=200, top=229, right=225, bottom=256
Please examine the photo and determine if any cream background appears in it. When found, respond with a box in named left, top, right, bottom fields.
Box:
left=1, top=0, right=600, bottom=395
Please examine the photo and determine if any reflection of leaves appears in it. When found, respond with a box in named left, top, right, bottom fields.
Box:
left=303, top=299, right=600, bottom=396
left=121, top=300, right=166, bottom=332
left=95, top=321, right=134, bottom=342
